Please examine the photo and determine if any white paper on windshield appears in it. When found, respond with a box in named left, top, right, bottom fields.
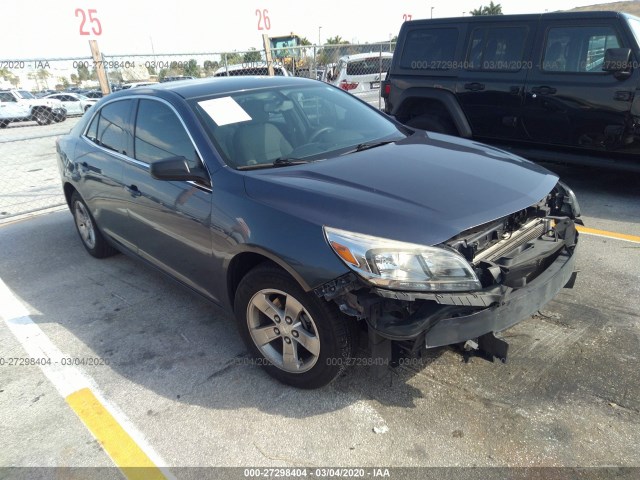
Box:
left=198, top=97, right=251, bottom=126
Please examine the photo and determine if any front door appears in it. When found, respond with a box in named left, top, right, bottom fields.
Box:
left=121, top=98, right=216, bottom=300
left=522, top=20, right=638, bottom=153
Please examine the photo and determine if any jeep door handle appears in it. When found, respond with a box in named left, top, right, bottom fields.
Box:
left=126, top=185, right=142, bottom=197
left=464, top=82, right=485, bottom=91
left=531, top=86, right=557, bottom=95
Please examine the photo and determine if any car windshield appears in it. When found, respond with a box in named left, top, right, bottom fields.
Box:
left=628, top=17, right=640, bottom=46
left=192, top=84, right=407, bottom=169
left=16, top=90, right=35, bottom=99
left=76, top=94, right=89, bottom=100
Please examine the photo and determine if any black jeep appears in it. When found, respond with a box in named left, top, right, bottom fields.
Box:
left=383, top=11, right=640, bottom=172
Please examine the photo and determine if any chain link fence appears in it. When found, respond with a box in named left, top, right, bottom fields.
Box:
left=0, top=42, right=395, bottom=219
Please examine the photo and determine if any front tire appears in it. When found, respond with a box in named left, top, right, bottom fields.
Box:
left=34, top=108, right=52, bottom=125
left=234, top=265, right=353, bottom=389
left=70, top=191, right=118, bottom=258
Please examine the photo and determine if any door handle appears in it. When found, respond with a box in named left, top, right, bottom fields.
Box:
left=464, top=82, right=485, bottom=91
left=126, top=185, right=142, bottom=197
left=531, top=86, right=557, bottom=95
left=510, top=86, right=521, bottom=95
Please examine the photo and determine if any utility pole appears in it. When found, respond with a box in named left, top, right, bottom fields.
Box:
left=431, top=6, right=435, bottom=18
left=89, top=40, right=111, bottom=95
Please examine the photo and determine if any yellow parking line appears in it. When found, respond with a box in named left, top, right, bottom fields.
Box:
left=577, top=226, right=640, bottom=244
left=66, top=388, right=167, bottom=480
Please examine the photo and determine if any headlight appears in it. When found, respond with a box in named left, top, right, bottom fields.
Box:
left=324, top=226, right=481, bottom=292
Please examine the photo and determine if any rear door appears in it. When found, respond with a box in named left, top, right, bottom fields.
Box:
left=75, top=99, right=134, bottom=248
left=456, top=21, right=536, bottom=141
left=522, top=18, right=638, bottom=152
left=121, top=98, right=216, bottom=300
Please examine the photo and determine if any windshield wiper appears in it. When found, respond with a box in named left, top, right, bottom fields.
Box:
left=342, top=140, right=396, bottom=155
left=236, top=157, right=311, bottom=171
left=273, top=157, right=312, bottom=167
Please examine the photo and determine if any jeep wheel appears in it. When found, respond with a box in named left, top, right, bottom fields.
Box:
left=34, top=108, right=53, bottom=125
left=234, top=264, right=353, bottom=389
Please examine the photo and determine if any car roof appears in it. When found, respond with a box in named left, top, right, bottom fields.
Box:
left=404, top=10, right=624, bottom=25
left=337, top=52, right=393, bottom=61
left=106, top=76, right=319, bottom=101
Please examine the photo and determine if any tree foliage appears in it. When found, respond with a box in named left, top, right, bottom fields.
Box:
left=470, top=1, right=503, bottom=15
left=243, top=48, right=262, bottom=63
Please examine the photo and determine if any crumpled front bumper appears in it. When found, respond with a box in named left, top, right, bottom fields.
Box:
left=364, top=244, right=577, bottom=347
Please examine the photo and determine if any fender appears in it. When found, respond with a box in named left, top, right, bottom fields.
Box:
left=393, top=87, right=473, bottom=138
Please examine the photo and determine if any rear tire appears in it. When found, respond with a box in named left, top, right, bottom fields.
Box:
left=70, top=191, right=118, bottom=258
left=234, top=264, right=354, bottom=389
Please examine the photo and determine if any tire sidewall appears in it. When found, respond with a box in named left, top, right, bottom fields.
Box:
left=234, top=266, right=351, bottom=389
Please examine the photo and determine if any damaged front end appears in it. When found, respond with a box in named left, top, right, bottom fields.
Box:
left=316, top=181, right=581, bottom=362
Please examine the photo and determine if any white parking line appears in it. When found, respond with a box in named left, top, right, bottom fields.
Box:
left=0, top=277, right=175, bottom=479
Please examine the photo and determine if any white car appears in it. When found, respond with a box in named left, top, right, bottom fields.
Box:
left=214, top=63, right=291, bottom=77
left=329, top=52, right=393, bottom=105
left=0, top=89, right=66, bottom=127
left=45, top=93, right=97, bottom=116
left=120, top=82, right=159, bottom=90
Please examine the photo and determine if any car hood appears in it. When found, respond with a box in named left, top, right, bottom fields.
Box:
left=243, top=132, right=559, bottom=246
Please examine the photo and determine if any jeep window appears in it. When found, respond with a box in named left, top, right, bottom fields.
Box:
left=400, top=28, right=459, bottom=70
left=466, top=27, right=528, bottom=71
left=542, top=26, right=620, bottom=73
left=0, top=92, right=16, bottom=102
left=346, top=57, right=392, bottom=76
left=134, top=99, right=199, bottom=168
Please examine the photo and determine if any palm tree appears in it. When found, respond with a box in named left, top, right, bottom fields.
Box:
left=470, top=2, right=503, bottom=15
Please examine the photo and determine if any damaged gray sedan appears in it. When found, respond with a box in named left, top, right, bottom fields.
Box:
left=56, top=76, right=580, bottom=388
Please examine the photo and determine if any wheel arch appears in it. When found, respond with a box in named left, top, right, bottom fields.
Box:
left=63, top=182, right=77, bottom=209
left=393, top=88, right=472, bottom=138
left=226, top=250, right=312, bottom=312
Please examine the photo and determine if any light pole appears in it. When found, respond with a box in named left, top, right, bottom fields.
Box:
left=318, top=26, right=322, bottom=47
left=431, top=7, right=434, bottom=19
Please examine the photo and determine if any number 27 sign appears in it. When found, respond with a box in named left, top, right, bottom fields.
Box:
left=75, top=8, right=102, bottom=36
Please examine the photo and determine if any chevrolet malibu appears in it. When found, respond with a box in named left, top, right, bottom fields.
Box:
left=56, top=77, right=580, bottom=388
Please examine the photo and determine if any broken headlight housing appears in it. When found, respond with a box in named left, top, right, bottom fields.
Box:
left=324, top=226, right=482, bottom=292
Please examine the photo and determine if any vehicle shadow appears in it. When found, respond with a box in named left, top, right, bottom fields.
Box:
left=0, top=211, right=438, bottom=418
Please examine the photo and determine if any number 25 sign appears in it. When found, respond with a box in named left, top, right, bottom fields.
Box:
left=75, top=8, right=102, bottom=36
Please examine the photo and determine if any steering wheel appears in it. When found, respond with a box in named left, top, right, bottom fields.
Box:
left=308, top=127, right=336, bottom=143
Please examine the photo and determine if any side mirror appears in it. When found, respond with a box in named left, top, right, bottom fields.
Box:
left=149, top=156, right=210, bottom=186
left=603, top=48, right=632, bottom=78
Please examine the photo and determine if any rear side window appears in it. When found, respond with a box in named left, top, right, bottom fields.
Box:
left=466, top=26, right=529, bottom=71
left=346, top=57, right=392, bottom=76
left=87, top=100, right=131, bottom=155
left=134, top=99, right=198, bottom=167
left=399, top=28, right=459, bottom=70
left=542, top=26, right=621, bottom=73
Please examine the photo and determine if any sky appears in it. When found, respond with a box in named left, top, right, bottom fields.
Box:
left=1, top=0, right=622, bottom=60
